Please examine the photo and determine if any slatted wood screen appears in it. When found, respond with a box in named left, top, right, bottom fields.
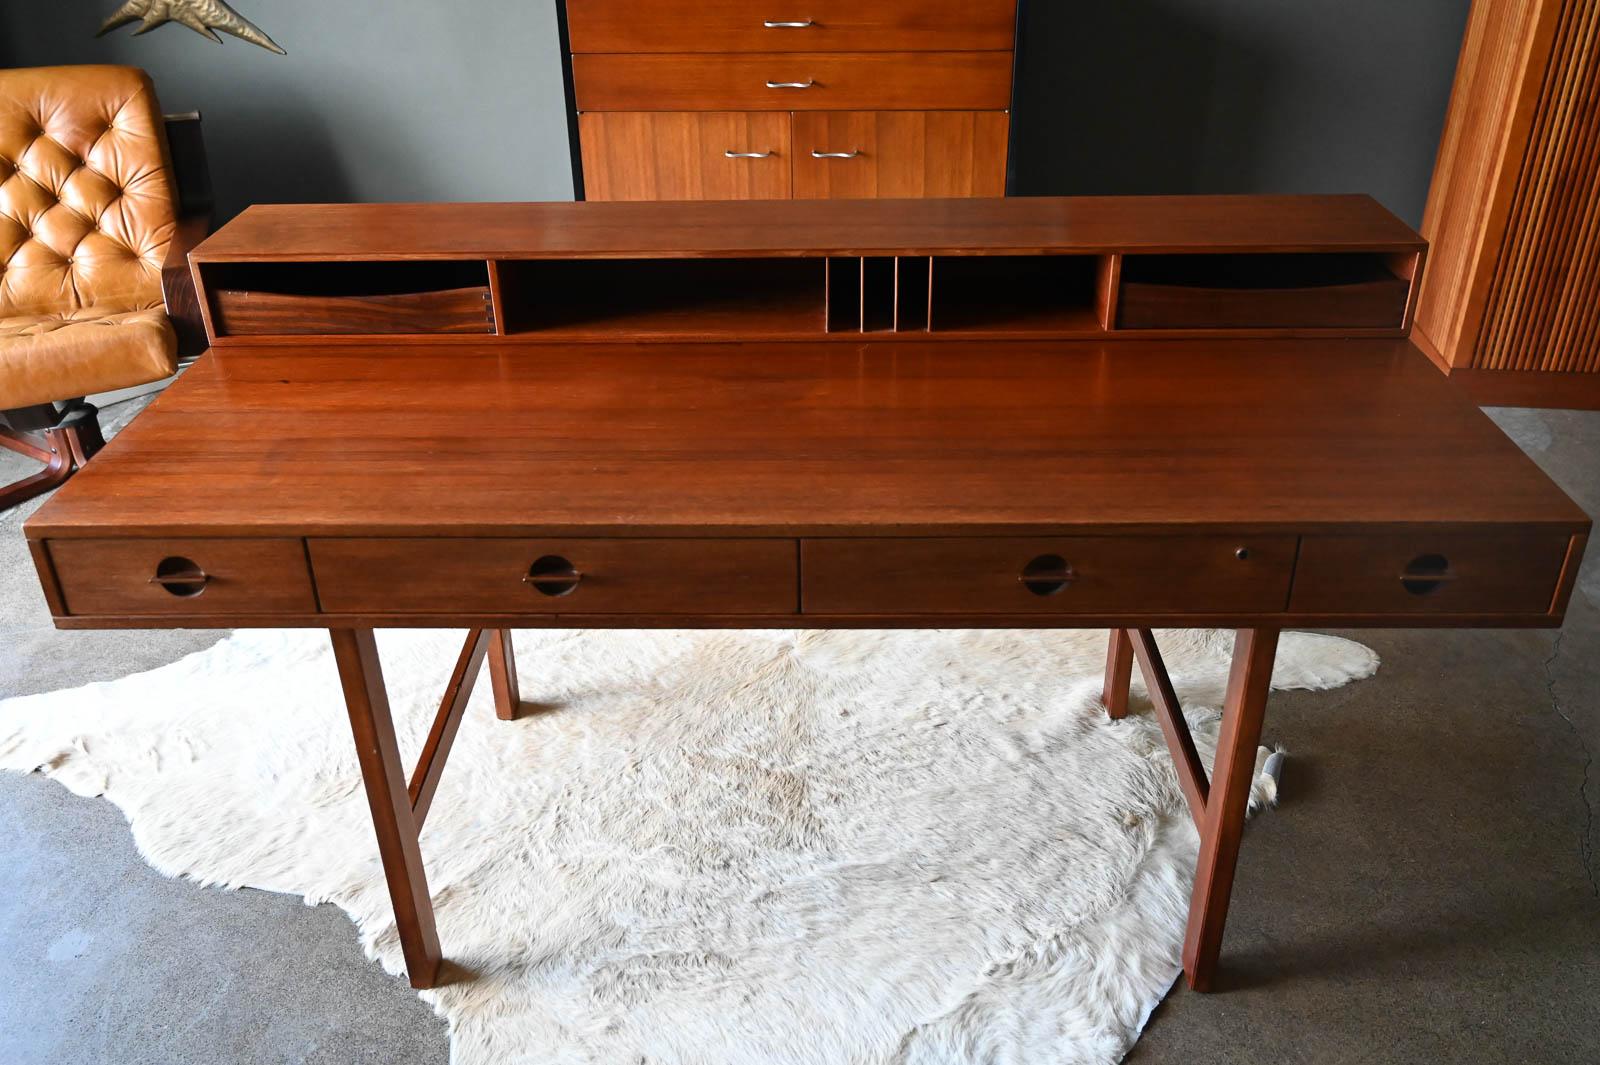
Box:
left=1416, top=0, right=1600, bottom=378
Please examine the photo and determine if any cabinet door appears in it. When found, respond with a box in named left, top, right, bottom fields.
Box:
left=791, top=111, right=1009, bottom=199
left=580, top=112, right=792, bottom=201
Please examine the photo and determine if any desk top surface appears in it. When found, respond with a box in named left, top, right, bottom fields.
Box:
left=25, top=338, right=1589, bottom=540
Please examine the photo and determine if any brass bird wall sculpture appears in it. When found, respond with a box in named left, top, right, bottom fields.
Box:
left=99, top=0, right=287, bottom=55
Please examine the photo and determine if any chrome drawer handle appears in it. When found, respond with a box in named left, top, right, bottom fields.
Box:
left=764, top=19, right=814, bottom=28
left=767, top=79, right=815, bottom=89
left=725, top=150, right=775, bottom=158
left=811, top=149, right=860, bottom=159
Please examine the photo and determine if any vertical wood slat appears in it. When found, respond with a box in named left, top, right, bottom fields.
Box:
left=1422, top=0, right=1600, bottom=378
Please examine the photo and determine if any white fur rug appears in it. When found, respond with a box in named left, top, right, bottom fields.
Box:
left=0, top=627, right=1377, bottom=1064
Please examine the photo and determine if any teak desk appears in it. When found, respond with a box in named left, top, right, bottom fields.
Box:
left=23, top=197, right=1590, bottom=995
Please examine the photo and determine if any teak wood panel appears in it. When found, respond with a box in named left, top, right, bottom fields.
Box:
left=24, top=341, right=1589, bottom=541
left=309, top=538, right=798, bottom=614
left=1288, top=530, right=1573, bottom=615
left=188, top=197, right=1426, bottom=262
left=580, top=112, right=792, bottom=201
left=565, top=0, right=1019, bottom=54
left=801, top=536, right=1297, bottom=615
left=791, top=112, right=1009, bottom=199
left=572, top=52, right=1014, bottom=112
left=45, top=537, right=317, bottom=616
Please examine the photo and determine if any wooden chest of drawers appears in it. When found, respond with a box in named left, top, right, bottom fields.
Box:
left=561, top=0, right=1018, bottom=201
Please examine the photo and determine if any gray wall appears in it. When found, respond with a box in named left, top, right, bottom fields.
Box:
left=3, top=1, right=1469, bottom=227
left=1011, top=0, right=1472, bottom=226
left=0, top=0, right=575, bottom=219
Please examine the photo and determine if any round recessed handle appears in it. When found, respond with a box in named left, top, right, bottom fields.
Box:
left=149, top=556, right=210, bottom=598
left=1019, top=554, right=1075, bottom=597
left=524, top=555, right=582, bottom=597
left=1399, top=553, right=1455, bottom=596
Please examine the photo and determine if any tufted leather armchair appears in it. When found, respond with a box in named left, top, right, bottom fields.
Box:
left=0, top=65, right=209, bottom=511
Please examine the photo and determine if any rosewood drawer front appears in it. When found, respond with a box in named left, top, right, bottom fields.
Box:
left=801, top=536, right=1297, bottom=615
left=566, top=0, right=1019, bottom=54
left=1289, top=531, right=1573, bottom=615
left=210, top=286, right=495, bottom=336
left=310, top=539, right=798, bottom=615
left=572, top=53, right=1014, bottom=112
left=45, top=538, right=317, bottom=617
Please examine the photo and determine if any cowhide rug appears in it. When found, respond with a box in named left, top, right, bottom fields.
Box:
left=0, top=627, right=1377, bottom=1064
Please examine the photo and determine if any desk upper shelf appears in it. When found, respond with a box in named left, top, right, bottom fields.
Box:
left=187, top=196, right=1427, bottom=344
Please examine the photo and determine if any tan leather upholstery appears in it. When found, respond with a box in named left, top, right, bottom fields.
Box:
left=1, top=65, right=180, bottom=408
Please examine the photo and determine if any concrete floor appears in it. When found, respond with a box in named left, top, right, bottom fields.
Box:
left=2, top=397, right=1597, bottom=1064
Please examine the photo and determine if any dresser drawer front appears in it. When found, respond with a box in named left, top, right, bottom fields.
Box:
left=47, top=538, right=317, bottom=616
left=573, top=52, right=1014, bottom=112
left=791, top=111, right=1009, bottom=199
left=579, top=112, right=793, bottom=201
left=1289, top=531, right=1571, bottom=615
left=566, top=0, right=1018, bottom=54
left=310, top=539, right=797, bottom=615
left=802, top=537, right=1296, bottom=615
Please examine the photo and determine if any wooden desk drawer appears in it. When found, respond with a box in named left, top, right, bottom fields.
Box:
left=573, top=52, right=1014, bottom=112
left=802, top=536, right=1296, bottom=615
left=566, top=0, right=1018, bottom=54
left=1289, top=531, right=1572, bottom=615
left=46, top=538, right=317, bottom=616
left=310, top=538, right=797, bottom=615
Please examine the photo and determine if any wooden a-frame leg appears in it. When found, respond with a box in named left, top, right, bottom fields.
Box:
left=1183, top=627, right=1279, bottom=992
left=487, top=628, right=523, bottom=720
left=330, top=628, right=443, bottom=990
left=1102, top=628, right=1135, bottom=719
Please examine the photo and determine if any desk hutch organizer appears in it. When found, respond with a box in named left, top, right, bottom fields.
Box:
left=25, top=195, right=1589, bottom=1002
left=186, top=195, right=1423, bottom=342
left=558, top=0, right=1020, bottom=200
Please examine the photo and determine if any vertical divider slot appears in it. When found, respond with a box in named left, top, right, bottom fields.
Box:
left=1095, top=254, right=1122, bottom=331
left=895, top=256, right=932, bottom=332
left=826, top=257, right=862, bottom=334
left=862, top=257, right=896, bottom=333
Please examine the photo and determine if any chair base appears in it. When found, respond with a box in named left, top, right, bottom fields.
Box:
left=0, top=401, right=105, bottom=513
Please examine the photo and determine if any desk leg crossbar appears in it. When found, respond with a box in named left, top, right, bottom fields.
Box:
left=330, top=627, right=525, bottom=989
left=1102, top=626, right=1280, bottom=991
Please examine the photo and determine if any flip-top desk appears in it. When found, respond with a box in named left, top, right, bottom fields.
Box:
left=24, top=197, right=1590, bottom=994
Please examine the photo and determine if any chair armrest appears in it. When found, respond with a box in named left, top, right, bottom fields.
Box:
left=162, top=212, right=211, bottom=357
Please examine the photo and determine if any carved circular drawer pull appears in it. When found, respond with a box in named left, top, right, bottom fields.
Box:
left=766, top=79, right=815, bottom=89
left=1399, top=553, right=1456, bottom=596
left=1019, top=554, right=1075, bottom=597
left=149, top=556, right=210, bottom=598
left=524, top=555, right=582, bottom=597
